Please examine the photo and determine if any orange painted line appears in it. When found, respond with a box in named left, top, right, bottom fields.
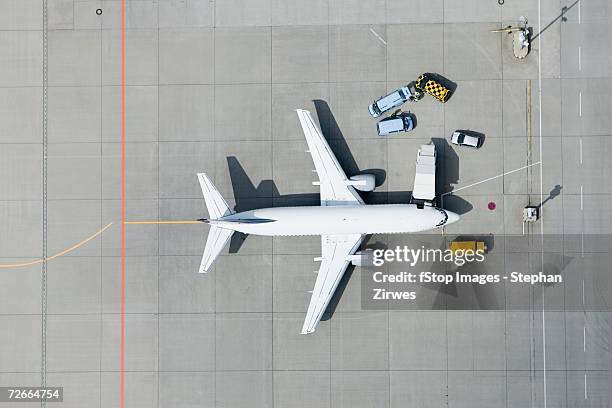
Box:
left=120, top=0, right=125, bottom=406
left=0, top=223, right=113, bottom=269
left=124, top=220, right=202, bottom=225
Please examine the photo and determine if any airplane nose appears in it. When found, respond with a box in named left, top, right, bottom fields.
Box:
left=446, top=211, right=460, bottom=225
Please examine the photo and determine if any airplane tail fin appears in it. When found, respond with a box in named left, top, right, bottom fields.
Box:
left=197, top=173, right=235, bottom=273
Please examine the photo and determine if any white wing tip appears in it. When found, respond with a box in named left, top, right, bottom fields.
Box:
left=199, top=260, right=212, bottom=274
left=197, top=172, right=213, bottom=184
left=300, top=320, right=316, bottom=334
left=196, top=172, right=208, bottom=187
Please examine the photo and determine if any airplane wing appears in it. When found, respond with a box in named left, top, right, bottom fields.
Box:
left=296, top=109, right=364, bottom=206
left=301, top=233, right=364, bottom=334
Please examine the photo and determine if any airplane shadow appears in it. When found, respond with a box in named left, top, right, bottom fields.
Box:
left=322, top=263, right=355, bottom=321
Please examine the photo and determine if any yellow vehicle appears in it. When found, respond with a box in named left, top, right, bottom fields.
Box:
left=449, top=240, right=487, bottom=254
left=415, top=73, right=450, bottom=103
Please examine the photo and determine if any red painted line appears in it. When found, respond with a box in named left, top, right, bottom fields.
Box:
left=120, top=0, right=125, bottom=407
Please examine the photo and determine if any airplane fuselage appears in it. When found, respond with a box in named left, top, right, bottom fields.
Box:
left=211, top=204, right=459, bottom=236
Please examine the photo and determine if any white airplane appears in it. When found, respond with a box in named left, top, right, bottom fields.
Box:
left=197, top=109, right=459, bottom=334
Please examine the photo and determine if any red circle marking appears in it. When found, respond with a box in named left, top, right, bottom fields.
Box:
left=488, top=201, right=497, bottom=210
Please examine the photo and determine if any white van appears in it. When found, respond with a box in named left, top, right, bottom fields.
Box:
left=368, top=86, right=415, bottom=118
left=376, top=112, right=414, bottom=136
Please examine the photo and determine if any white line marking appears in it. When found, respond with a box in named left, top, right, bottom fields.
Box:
left=579, top=91, right=582, bottom=117
left=583, top=326, right=586, bottom=352
left=369, top=27, right=387, bottom=45
left=538, top=1, right=546, bottom=406
left=578, top=0, right=581, bottom=24
left=579, top=138, right=583, bottom=164
left=441, top=162, right=541, bottom=195
left=580, top=185, right=583, bottom=210
left=578, top=46, right=582, bottom=71
left=584, top=373, right=588, bottom=399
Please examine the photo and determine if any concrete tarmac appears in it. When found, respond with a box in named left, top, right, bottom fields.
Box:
left=0, top=0, right=611, bottom=407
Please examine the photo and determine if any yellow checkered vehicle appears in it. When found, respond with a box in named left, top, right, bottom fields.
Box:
left=415, top=73, right=450, bottom=103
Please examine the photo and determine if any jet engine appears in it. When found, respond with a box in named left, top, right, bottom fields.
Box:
left=349, top=174, right=376, bottom=192
left=350, top=250, right=374, bottom=267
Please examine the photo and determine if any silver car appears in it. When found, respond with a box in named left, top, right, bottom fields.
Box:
left=450, top=130, right=483, bottom=148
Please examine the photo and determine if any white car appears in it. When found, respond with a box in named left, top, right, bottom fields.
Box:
left=450, top=131, right=482, bottom=148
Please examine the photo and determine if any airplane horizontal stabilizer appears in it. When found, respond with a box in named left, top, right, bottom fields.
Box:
left=197, top=173, right=234, bottom=220
left=200, top=225, right=234, bottom=273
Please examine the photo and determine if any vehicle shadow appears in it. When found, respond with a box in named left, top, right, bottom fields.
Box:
left=431, top=137, right=472, bottom=215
